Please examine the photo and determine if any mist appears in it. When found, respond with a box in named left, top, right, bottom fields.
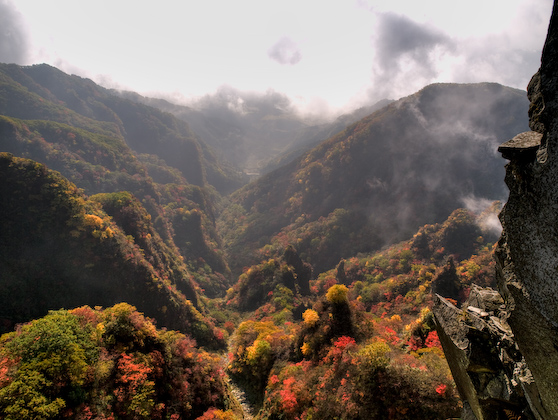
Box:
left=0, top=0, right=29, bottom=64
left=461, top=195, right=504, bottom=238
left=368, top=12, right=456, bottom=101
left=6, top=0, right=553, bottom=117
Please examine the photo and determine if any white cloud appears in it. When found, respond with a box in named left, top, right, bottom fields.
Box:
left=0, top=0, right=30, bottom=64
left=8, top=0, right=555, bottom=113
left=268, top=37, right=302, bottom=65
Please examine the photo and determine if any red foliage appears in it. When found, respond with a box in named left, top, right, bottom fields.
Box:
left=334, top=336, right=356, bottom=351
left=425, top=331, right=441, bottom=349
left=115, top=353, right=153, bottom=398
left=223, top=321, right=235, bottom=335
left=0, top=356, right=15, bottom=387
left=436, top=384, right=447, bottom=395
left=406, top=336, right=422, bottom=352
left=70, top=306, right=101, bottom=327
left=279, top=377, right=299, bottom=414
left=323, top=336, right=357, bottom=365
left=382, top=327, right=400, bottom=346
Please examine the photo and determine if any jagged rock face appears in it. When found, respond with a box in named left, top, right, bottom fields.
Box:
left=432, top=2, right=558, bottom=419
left=494, top=1, right=558, bottom=417
left=433, top=288, right=537, bottom=420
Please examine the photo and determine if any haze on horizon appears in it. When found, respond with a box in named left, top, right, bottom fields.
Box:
left=1, top=0, right=553, bottom=116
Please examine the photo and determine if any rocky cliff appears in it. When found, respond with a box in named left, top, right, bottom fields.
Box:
left=433, top=1, right=558, bottom=419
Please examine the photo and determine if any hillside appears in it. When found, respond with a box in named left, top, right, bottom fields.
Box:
left=0, top=63, right=244, bottom=194
left=0, top=304, right=239, bottom=419
left=219, top=83, right=528, bottom=275
left=0, top=153, right=224, bottom=349
left=119, top=87, right=393, bottom=176
left=260, top=99, right=395, bottom=174
left=215, top=207, right=498, bottom=419
left=119, top=87, right=321, bottom=173
left=0, top=63, right=235, bottom=296
left=0, top=62, right=533, bottom=419
left=0, top=189, right=499, bottom=418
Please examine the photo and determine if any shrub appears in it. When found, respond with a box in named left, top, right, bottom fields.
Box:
left=302, top=309, right=319, bottom=327
left=326, top=284, right=349, bottom=304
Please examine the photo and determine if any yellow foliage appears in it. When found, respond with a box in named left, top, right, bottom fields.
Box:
left=358, top=340, right=391, bottom=371
left=83, top=213, right=113, bottom=240
left=83, top=214, right=104, bottom=229
left=246, top=339, right=271, bottom=366
left=301, top=342, right=311, bottom=356
left=326, top=284, right=349, bottom=304
left=420, top=307, right=431, bottom=321
left=302, top=309, right=319, bottom=327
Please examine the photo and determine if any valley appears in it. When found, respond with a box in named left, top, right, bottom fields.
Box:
left=0, top=62, right=528, bottom=419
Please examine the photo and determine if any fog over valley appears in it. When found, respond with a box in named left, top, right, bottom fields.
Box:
left=0, top=2, right=554, bottom=419
left=2, top=0, right=552, bottom=113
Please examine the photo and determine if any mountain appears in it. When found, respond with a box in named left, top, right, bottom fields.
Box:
left=222, top=207, right=498, bottom=419
left=116, top=87, right=313, bottom=173
left=0, top=63, right=235, bottom=296
left=0, top=60, right=538, bottom=418
left=0, top=63, right=244, bottom=194
left=118, top=87, right=393, bottom=177
left=219, top=82, right=529, bottom=275
left=0, top=153, right=223, bottom=348
left=260, top=99, right=394, bottom=174
left=433, top=4, right=558, bottom=418
left=0, top=202, right=496, bottom=419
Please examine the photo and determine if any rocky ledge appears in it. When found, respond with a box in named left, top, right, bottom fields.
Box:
left=433, top=1, right=558, bottom=419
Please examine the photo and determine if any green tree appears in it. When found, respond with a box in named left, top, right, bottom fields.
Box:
left=0, top=310, right=98, bottom=419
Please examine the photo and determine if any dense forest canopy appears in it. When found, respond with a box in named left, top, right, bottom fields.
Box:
left=0, top=63, right=524, bottom=419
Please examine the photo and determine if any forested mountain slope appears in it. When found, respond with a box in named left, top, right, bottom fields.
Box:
left=0, top=63, right=244, bottom=194
left=0, top=153, right=224, bottom=348
left=219, top=83, right=528, bottom=275
left=0, top=61, right=527, bottom=419
left=0, top=63, right=234, bottom=296
left=120, top=87, right=393, bottom=176
left=218, top=207, right=499, bottom=419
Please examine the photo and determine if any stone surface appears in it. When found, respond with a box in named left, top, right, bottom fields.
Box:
left=498, top=131, right=542, bottom=160
left=495, top=1, right=558, bottom=417
left=434, top=3, right=558, bottom=418
left=433, top=288, right=537, bottom=419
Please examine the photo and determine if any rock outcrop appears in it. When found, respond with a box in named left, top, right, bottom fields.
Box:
left=494, top=0, right=558, bottom=415
left=434, top=290, right=543, bottom=419
left=434, top=1, right=558, bottom=419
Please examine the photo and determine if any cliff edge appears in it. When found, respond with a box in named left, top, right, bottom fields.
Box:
left=494, top=0, right=558, bottom=416
left=433, top=1, right=558, bottom=419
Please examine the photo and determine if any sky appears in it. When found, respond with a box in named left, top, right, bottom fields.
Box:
left=1, top=0, right=554, bottom=116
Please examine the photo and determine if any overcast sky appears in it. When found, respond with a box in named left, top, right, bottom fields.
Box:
left=1, top=0, right=554, bottom=115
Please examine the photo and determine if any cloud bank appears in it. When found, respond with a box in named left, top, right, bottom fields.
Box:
left=5, top=0, right=555, bottom=114
left=364, top=2, right=552, bottom=105
left=0, top=0, right=29, bottom=64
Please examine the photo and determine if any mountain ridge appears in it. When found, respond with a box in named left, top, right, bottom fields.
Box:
left=0, top=60, right=535, bottom=419
left=219, top=82, right=528, bottom=275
